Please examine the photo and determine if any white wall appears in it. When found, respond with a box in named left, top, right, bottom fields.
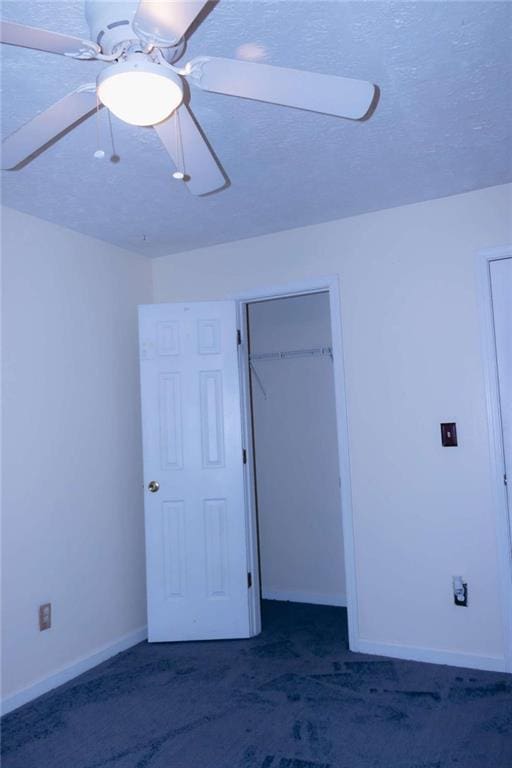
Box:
left=248, top=293, right=346, bottom=606
left=153, top=183, right=512, bottom=667
left=1, top=207, right=152, bottom=708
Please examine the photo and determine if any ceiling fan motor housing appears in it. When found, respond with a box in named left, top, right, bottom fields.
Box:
left=85, top=0, right=139, bottom=55
left=84, top=0, right=186, bottom=62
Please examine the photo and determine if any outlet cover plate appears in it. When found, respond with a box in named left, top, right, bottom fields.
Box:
left=39, top=603, right=51, bottom=631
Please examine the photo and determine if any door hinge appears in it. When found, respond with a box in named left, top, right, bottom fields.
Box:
left=237, top=329, right=242, bottom=346
left=242, top=448, right=247, bottom=464
left=247, top=572, right=252, bottom=588
left=505, top=473, right=508, bottom=486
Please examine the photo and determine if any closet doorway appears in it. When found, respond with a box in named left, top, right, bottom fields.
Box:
left=236, top=278, right=358, bottom=643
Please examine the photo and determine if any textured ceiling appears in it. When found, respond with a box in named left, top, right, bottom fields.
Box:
left=1, top=1, right=511, bottom=257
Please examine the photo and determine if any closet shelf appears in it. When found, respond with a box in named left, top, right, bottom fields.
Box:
left=249, top=346, right=332, bottom=362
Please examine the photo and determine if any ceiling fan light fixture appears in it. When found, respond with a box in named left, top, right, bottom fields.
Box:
left=97, top=56, right=183, bottom=127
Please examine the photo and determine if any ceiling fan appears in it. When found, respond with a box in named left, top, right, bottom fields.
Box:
left=1, top=0, right=378, bottom=195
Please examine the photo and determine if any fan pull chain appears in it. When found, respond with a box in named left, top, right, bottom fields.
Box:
left=172, top=110, right=186, bottom=181
left=93, top=93, right=105, bottom=159
left=107, top=110, right=120, bottom=163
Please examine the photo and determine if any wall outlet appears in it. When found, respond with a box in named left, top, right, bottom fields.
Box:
left=39, top=603, right=51, bottom=631
left=453, top=577, right=468, bottom=607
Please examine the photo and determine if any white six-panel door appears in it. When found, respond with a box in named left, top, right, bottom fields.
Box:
left=139, top=302, right=252, bottom=641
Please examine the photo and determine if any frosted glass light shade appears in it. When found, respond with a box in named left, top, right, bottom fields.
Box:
left=97, top=57, right=183, bottom=127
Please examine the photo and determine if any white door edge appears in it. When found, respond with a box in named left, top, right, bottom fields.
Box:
left=237, top=304, right=261, bottom=637
left=476, top=246, right=512, bottom=673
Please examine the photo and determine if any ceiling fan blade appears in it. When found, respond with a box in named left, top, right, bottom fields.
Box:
left=186, top=57, right=376, bottom=120
left=0, top=20, right=99, bottom=58
left=154, top=105, right=227, bottom=195
left=2, top=86, right=98, bottom=169
left=133, top=0, right=209, bottom=46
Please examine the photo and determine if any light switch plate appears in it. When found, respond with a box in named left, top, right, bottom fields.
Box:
left=441, top=422, right=458, bottom=447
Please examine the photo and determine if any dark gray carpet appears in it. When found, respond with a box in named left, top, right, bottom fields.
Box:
left=2, top=601, right=511, bottom=768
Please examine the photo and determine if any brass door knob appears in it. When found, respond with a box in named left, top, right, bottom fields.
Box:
left=147, top=480, right=160, bottom=493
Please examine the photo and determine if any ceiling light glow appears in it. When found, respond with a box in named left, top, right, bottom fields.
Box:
left=97, top=56, right=183, bottom=127
left=235, top=42, right=267, bottom=61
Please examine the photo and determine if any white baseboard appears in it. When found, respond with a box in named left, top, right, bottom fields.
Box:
left=1, top=625, right=148, bottom=716
left=354, top=638, right=508, bottom=673
left=262, top=588, right=347, bottom=608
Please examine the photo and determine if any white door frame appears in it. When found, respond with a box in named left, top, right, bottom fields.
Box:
left=476, top=246, right=512, bottom=672
left=232, top=275, right=360, bottom=650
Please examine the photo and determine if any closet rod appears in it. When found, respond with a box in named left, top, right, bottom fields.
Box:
left=249, top=346, right=332, bottom=362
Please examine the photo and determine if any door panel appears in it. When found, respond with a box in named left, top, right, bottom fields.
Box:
left=139, top=302, right=251, bottom=641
